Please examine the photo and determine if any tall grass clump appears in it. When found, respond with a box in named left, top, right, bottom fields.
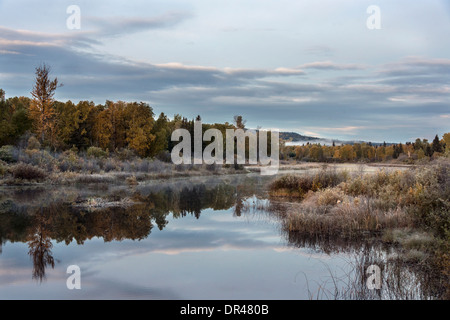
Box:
left=269, top=168, right=349, bottom=197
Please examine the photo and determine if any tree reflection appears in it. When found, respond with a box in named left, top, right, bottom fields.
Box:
left=27, top=207, right=55, bottom=283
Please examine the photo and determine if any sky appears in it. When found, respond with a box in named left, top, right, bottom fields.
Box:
left=0, top=0, right=449, bottom=142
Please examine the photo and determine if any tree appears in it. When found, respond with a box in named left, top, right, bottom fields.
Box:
left=432, top=134, right=443, bottom=154
left=0, top=91, right=32, bottom=146
left=93, top=105, right=113, bottom=149
left=149, top=112, right=170, bottom=157
left=443, top=132, right=450, bottom=153
left=30, top=64, right=61, bottom=147
left=124, top=102, right=155, bottom=157
left=340, top=145, right=355, bottom=161
left=233, top=115, right=246, bottom=129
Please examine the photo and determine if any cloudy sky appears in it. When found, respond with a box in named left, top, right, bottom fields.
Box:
left=0, top=0, right=449, bottom=142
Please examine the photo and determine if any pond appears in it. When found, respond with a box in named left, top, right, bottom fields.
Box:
left=0, top=173, right=440, bottom=299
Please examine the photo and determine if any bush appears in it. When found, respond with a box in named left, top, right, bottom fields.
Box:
left=115, top=148, right=136, bottom=161
left=0, top=145, right=16, bottom=163
left=58, top=150, right=83, bottom=172
left=155, top=150, right=172, bottom=163
left=126, top=175, right=138, bottom=186
left=87, top=147, right=108, bottom=158
left=27, top=136, right=41, bottom=150
left=103, top=158, right=118, bottom=172
left=315, top=188, right=345, bottom=206
left=11, top=163, right=47, bottom=181
left=0, top=160, right=6, bottom=176
left=82, top=159, right=101, bottom=173
left=21, top=149, right=55, bottom=171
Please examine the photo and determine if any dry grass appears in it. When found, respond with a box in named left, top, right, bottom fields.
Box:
left=277, top=158, right=449, bottom=241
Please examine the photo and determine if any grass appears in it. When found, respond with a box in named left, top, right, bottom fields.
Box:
left=0, top=146, right=248, bottom=185
left=271, top=159, right=449, bottom=238
left=269, top=168, right=349, bottom=197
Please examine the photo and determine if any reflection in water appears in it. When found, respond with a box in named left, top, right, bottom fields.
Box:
left=27, top=208, right=55, bottom=282
left=278, top=212, right=446, bottom=299
left=0, top=176, right=446, bottom=299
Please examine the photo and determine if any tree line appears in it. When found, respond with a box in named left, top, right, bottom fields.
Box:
left=281, top=135, right=449, bottom=163
left=1, top=64, right=449, bottom=162
left=0, top=65, right=241, bottom=158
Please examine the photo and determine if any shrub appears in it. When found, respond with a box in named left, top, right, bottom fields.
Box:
left=148, top=159, right=170, bottom=172
left=0, top=160, right=6, bottom=176
left=27, top=136, right=41, bottom=150
left=87, top=147, right=108, bottom=158
left=115, top=148, right=136, bottom=161
left=11, top=163, right=47, bottom=181
left=126, top=175, right=138, bottom=186
left=155, top=150, right=172, bottom=163
left=315, top=188, right=345, bottom=206
left=103, top=158, right=118, bottom=172
left=82, top=159, right=101, bottom=173
left=206, top=163, right=220, bottom=173
left=137, top=159, right=150, bottom=172
left=76, top=174, right=114, bottom=184
left=21, top=149, right=55, bottom=171
left=0, top=145, right=16, bottom=163
left=57, top=150, right=83, bottom=172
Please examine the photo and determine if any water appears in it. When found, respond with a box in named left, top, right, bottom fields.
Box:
left=0, top=174, right=439, bottom=299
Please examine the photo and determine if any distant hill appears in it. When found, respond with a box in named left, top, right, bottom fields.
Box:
left=279, top=132, right=319, bottom=142
left=280, top=131, right=392, bottom=146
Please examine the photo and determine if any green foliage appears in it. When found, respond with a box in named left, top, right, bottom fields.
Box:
left=0, top=91, right=32, bottom=146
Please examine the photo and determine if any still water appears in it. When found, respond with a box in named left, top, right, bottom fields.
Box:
left=0, top=174, right=436, bottom=299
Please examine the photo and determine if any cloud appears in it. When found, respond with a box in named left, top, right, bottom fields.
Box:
left=379, top=57, right=450, bottom=77
left=85, top=11, right=193, bottom=37
left=300, top=61, right=365, bottom=71
left=1, top=24, right=449, bottom=142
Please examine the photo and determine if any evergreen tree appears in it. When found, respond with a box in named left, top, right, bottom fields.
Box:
left=432, top=134, right=442, bottom=154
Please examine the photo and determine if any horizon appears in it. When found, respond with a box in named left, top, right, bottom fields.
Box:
left=1, top=0, right=449, bottom=142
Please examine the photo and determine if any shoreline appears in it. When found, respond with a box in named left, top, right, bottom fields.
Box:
left=0, top=161, right=417, bottom=187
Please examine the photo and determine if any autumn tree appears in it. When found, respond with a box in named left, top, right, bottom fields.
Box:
left=443, top=133, right=450, bottom=154
left=30, top=64, right=61, bottom=148
left=92, top=105, right=113, bottom=149
left=124, top=102, right=155, bottom=157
